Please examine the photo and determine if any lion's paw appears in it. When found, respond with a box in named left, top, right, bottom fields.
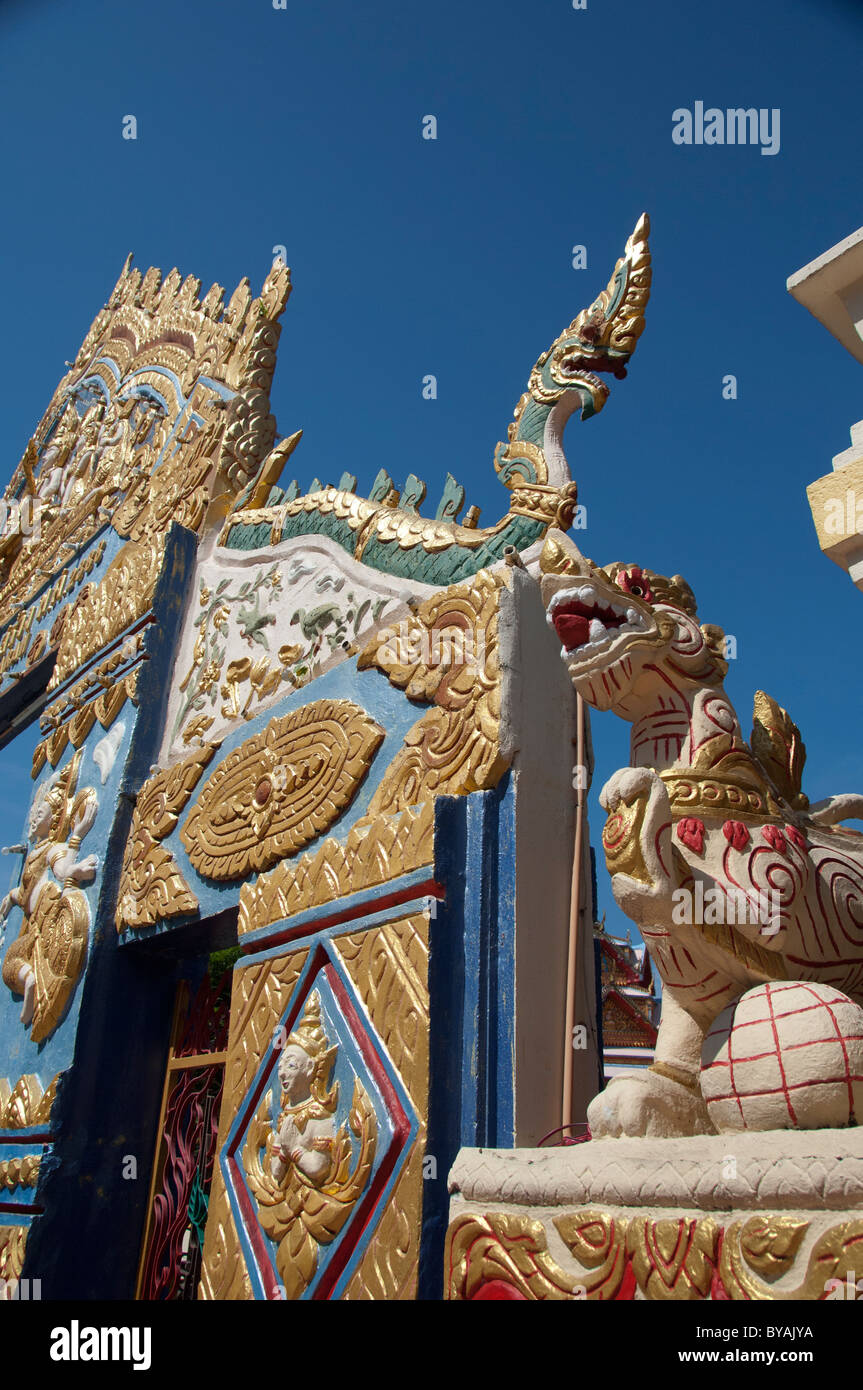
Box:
left=587, top=1069, right=713, bottom=1139
left=599, top=766, right=664, bottom=815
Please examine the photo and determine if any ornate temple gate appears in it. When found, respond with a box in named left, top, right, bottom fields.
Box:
left=0, top=224, right=645, bottom=1297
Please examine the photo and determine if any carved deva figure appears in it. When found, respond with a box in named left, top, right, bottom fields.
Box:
left=0, top=751, right=98, bottom=1042
left=244, top=991, right=377, bottom=1298
left=540, top=530, right=863, bottom=1139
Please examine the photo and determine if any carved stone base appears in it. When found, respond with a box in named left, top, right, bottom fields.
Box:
left=446, top=1132, right=863, bottom=1300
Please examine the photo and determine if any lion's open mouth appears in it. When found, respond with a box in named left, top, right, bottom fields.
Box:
left=547, top=585, right=647, bottom=653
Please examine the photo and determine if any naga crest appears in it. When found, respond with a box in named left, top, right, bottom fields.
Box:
left=493, top=214, right=652, bottom=503
left=530, top=211, right=653, bottom=391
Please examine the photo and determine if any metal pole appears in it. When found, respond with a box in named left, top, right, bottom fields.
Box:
left=562, top=692, right=585, bottom=1135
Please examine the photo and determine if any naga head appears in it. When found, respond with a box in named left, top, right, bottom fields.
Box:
left=539, top=530, right=728, bottom=717
left=494, top=215, right=652, bottom=502
left=531, top=211, right=652, bottom=394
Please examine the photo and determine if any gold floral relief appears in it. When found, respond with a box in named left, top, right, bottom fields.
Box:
left=117, top=415, right=218, bottom=547
left=720, top=1215, right=863, bottom=1300
left=601, top=797, right=654, bottom=885
left=1, top=251, right=293, bottom=631
left=335, top=913, right=430, bottom=1301
left=203, top=912, right=432, bottom=1302
left=49, top=537, right=163, bottom=690
left=446, top=1212, right=577, bottom=1301
left=447, top=1207, right=863, bottom=1301
left=34, top=637, right=140, bottom=778
left=626, top=1216, right=719, bottom=1301
left=554, top=1208, right=631, bottom=1299
left=0, top=1227, right=27, bottom=1292
left=243, top=992, right=378, bottom=1301
left=2, top=751, right=97, bottom=1043
left=0, top=1155, right=42, bottom=1191
left=357, top=569, right=509, bottom=817
left=116, top=743, right=218, bottom=930
left=2, top=247, right=294, bottom=682
left=751, top=690, right=808, bottom=811
left=0, top=1074, right=58, bottom=1129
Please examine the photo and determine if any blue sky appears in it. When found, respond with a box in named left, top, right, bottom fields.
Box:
left=0, top=0, right=861, bottom=944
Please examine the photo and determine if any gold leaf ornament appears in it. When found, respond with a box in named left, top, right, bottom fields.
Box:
left=115, top=743, right=218, bottom=929
left=751, top=690, right=808, bottom=810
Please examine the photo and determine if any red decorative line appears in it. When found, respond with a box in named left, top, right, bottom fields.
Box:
left=764, top=984, right=797, bottom=1127
left=654, top=821, right=671, bottom=877
left=798, top=982, right=856, bottom=1121
left=704, top=1074, right=863, bottom=1103
left=702, top=1032, right=863, bottom=1069
left=705, top=998, right=857, bottom=1034
left=243, top=877, right=443, bottom=951
left=231, top=1153, right=281, bottom=1301
left=313, top=964, right=412, bottom=1300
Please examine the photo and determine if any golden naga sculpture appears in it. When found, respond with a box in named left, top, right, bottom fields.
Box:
left=540, top=530, right=863, bottom=1139
left=0, top=751, right=98, bottom=1042
left=220, top=216, right=651, bottom=581
left=244, top=991, right=377, bottom=1299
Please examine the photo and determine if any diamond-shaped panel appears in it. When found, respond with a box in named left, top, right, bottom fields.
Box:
left=223, top=945, right=419, bottom=1299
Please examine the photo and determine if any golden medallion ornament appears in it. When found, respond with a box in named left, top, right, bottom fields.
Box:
left=180, top=699, right=384, bottom=881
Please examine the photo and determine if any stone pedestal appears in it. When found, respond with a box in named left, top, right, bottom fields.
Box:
left=445, top=1132, right=863, bottom=1300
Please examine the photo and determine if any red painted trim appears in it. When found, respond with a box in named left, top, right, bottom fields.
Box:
left=231, top=1159, right=281, bottom=1301
left=471, top=1279, right=526, bottom=1300
left=241, top=878, right=444, bottom=953
left=314, top=963, right=413, bottom=1299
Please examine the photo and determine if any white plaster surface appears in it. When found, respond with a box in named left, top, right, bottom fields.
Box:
left=161, top=532, right=439, bottom=762
left=788, top=224, right=863, bottom=365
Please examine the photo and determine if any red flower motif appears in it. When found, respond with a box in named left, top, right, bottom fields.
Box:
left=616, top=566, right=654, bottom=605
left=677, top=817, right=705, bottom=854
left=722, top=820, right=750, bottom=851
left=786, top=825, right=808, bottom=853
left=761, top=825, right=787, bottom=855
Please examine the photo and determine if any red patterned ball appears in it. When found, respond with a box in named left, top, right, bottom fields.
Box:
left=701, top=981, right=863, bottom=1132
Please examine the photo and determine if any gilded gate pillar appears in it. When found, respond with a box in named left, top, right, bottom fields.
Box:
left=200, top=803, right=437, bottom=1300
